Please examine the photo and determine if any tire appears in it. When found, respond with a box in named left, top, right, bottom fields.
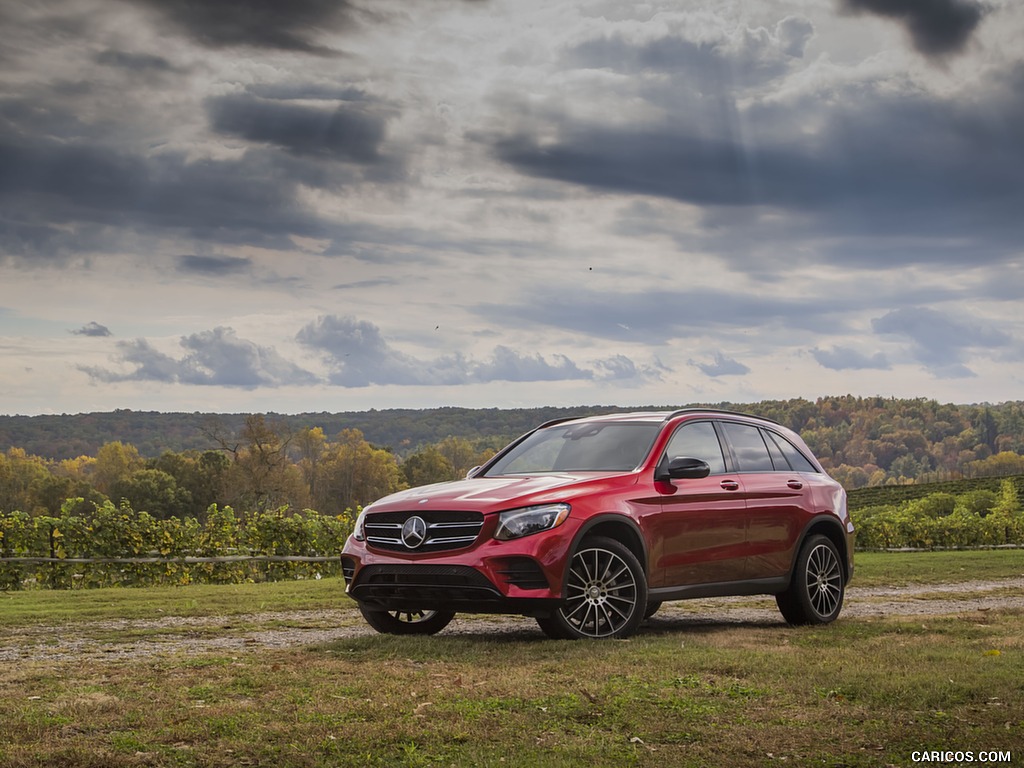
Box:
left=359, top=606, right=456, bottom=635
left=643, top=601, right=663, bottom=620
left=775, top=534, right=845, bottom=625
left=536, top=536, right=647, bottom=640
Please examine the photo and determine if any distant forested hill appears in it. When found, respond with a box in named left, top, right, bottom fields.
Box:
left=0, top=406, right=618, bottom=460
left=2, top=397, right=1023, bottom=487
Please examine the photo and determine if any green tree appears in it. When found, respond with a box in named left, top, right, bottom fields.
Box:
left=110, top=469, right=193, bottom=520
left=402, top=446, right=455, bottom=487
left=991, top=479, right=1020, bottom=518
left=29, top=474, right=103, bottom=516
left=149, top=450, right=228, bottom=520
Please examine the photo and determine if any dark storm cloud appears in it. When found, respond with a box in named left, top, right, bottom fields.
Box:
left=71, top=322, right=112, bottom=338
left=118, top=0, right=358, bottom=54
left=871, top=307, right=1010, bottom=378
left=475, top=287, right=852, bottom=345
left=492, top=67, right=1024, bottom=263
left=840, top=0, right=987, bottom=58
left=810, top=346, right=890, bottom=371
left=247, top=83, right=374, bottom=102
left=0, top=137, right=333, bottom=260
left=81, top=328, right=318, bottom=388
left=95, top=49, right=177, bottom=72
left=178, top=255, right=253, bottom=276
left=296, top=315, right=598, bottom=387
left=206, top=94, right=389, bottom=164
left=495, top=130, right=759, bottom=207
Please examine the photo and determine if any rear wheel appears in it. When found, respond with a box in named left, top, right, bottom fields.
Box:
left=359, top=606, right=456, bottom=635
left=776, top=535, right=845, bottom=625
left=536, top=536, right=647, bottom=640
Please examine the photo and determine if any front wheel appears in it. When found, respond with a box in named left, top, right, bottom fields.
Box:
left=775, top=535, right=845, bottom=625
left=359, top=606, right=456, bottom=635
left=536, top=536, right=647, bottom=640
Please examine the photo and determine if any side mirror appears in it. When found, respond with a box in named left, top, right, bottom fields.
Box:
left=466, top=465, right=482, bottom=479
left=656, top=456, right=711, bottom=481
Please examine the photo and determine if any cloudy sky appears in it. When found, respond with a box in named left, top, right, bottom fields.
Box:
left=1, top=0, right=1022, bottom=416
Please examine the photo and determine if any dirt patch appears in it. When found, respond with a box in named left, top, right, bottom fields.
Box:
left=3, top=578, right=1023, bottom=662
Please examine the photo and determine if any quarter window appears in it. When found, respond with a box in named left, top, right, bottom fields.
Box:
left=663, top=421, right=726, bottom=474
left=762, top=429, right=790, bottom=470
left=766, top=432, right=818, bottom=473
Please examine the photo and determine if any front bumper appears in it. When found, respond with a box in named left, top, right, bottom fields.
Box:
left=341, top=519, right=579, bottom=616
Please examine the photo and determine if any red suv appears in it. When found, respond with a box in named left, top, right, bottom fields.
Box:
left=341, top=409, right=853, bottom=639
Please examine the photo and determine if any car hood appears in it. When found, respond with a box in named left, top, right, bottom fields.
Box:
left=364, top=472, right=637, bottom=514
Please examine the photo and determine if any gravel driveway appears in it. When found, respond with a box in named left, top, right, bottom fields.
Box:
left=4, top=577, right=1023, bottom=663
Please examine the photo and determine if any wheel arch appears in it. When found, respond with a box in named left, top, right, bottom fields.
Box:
left=571, top=514, right=649, bottom=574
left=792, top=515, right=852, bottom=585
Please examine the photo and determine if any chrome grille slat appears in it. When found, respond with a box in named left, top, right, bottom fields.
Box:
left=425, top=535, right=478, bottom=545
left=364, top=510, right=484, bottom=553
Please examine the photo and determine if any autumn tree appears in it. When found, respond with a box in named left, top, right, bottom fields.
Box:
left=293, top=427, right=328, bottom=510
left=0, top=448, right=51, bottom=513
left=318, top=429, right=405, bottom=513
left=206, top=415, right=308, bottom=512
left=93, top=441, right=144, bottom=496
left=437, top=436, right=490, bottom=478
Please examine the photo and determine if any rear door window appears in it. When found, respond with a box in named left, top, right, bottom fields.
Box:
left=720, top=422, right=774, bottom=472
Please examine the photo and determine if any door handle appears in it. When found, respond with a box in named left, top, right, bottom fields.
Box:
left=720, top=480, right=739, bottom=491
left=787, top=480, right=804, bottom=490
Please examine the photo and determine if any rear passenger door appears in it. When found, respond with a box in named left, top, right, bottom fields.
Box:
left=718, top=422, right=813, bottom=580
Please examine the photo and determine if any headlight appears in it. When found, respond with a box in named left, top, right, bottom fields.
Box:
left=351, top=508, right=369, bottom=541
left=494, top=503, right=570, bottom=541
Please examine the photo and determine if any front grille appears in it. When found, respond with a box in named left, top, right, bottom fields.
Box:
left=364, top=510, right=484, bottom=553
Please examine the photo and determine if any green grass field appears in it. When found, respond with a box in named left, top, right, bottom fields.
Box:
left=1, top=551, right=1022, bottom=767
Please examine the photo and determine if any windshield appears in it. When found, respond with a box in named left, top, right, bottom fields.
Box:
left=485, top=422, right=660, bottom=476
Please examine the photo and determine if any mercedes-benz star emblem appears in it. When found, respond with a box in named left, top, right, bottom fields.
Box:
left=401, top=515, right=428, bottom=549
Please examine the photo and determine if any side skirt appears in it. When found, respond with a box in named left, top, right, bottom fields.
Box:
left=648, top=576, right=789, bottom=602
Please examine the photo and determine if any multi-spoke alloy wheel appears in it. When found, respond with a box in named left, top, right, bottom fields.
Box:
left=805, top=542, right=843, bottom=617
left=537, top=536, right=647, bottom=640
left=359, top=606, right=456, bottom=635
left=776, top=534, right=845, bottom=625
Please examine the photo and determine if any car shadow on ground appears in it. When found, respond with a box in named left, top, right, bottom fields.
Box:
left=416, top=613, right=789, bottom=644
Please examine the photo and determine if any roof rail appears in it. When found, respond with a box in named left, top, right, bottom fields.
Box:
left=663, top=407, right=782, bottom=425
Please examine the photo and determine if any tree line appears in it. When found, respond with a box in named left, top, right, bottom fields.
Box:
left=0, top=415, right=496, bottom=521
left=2, top=397, right=1024, bottom=521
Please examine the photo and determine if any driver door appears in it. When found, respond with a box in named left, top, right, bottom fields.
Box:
left=646, top=420, right=748, bottom=587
